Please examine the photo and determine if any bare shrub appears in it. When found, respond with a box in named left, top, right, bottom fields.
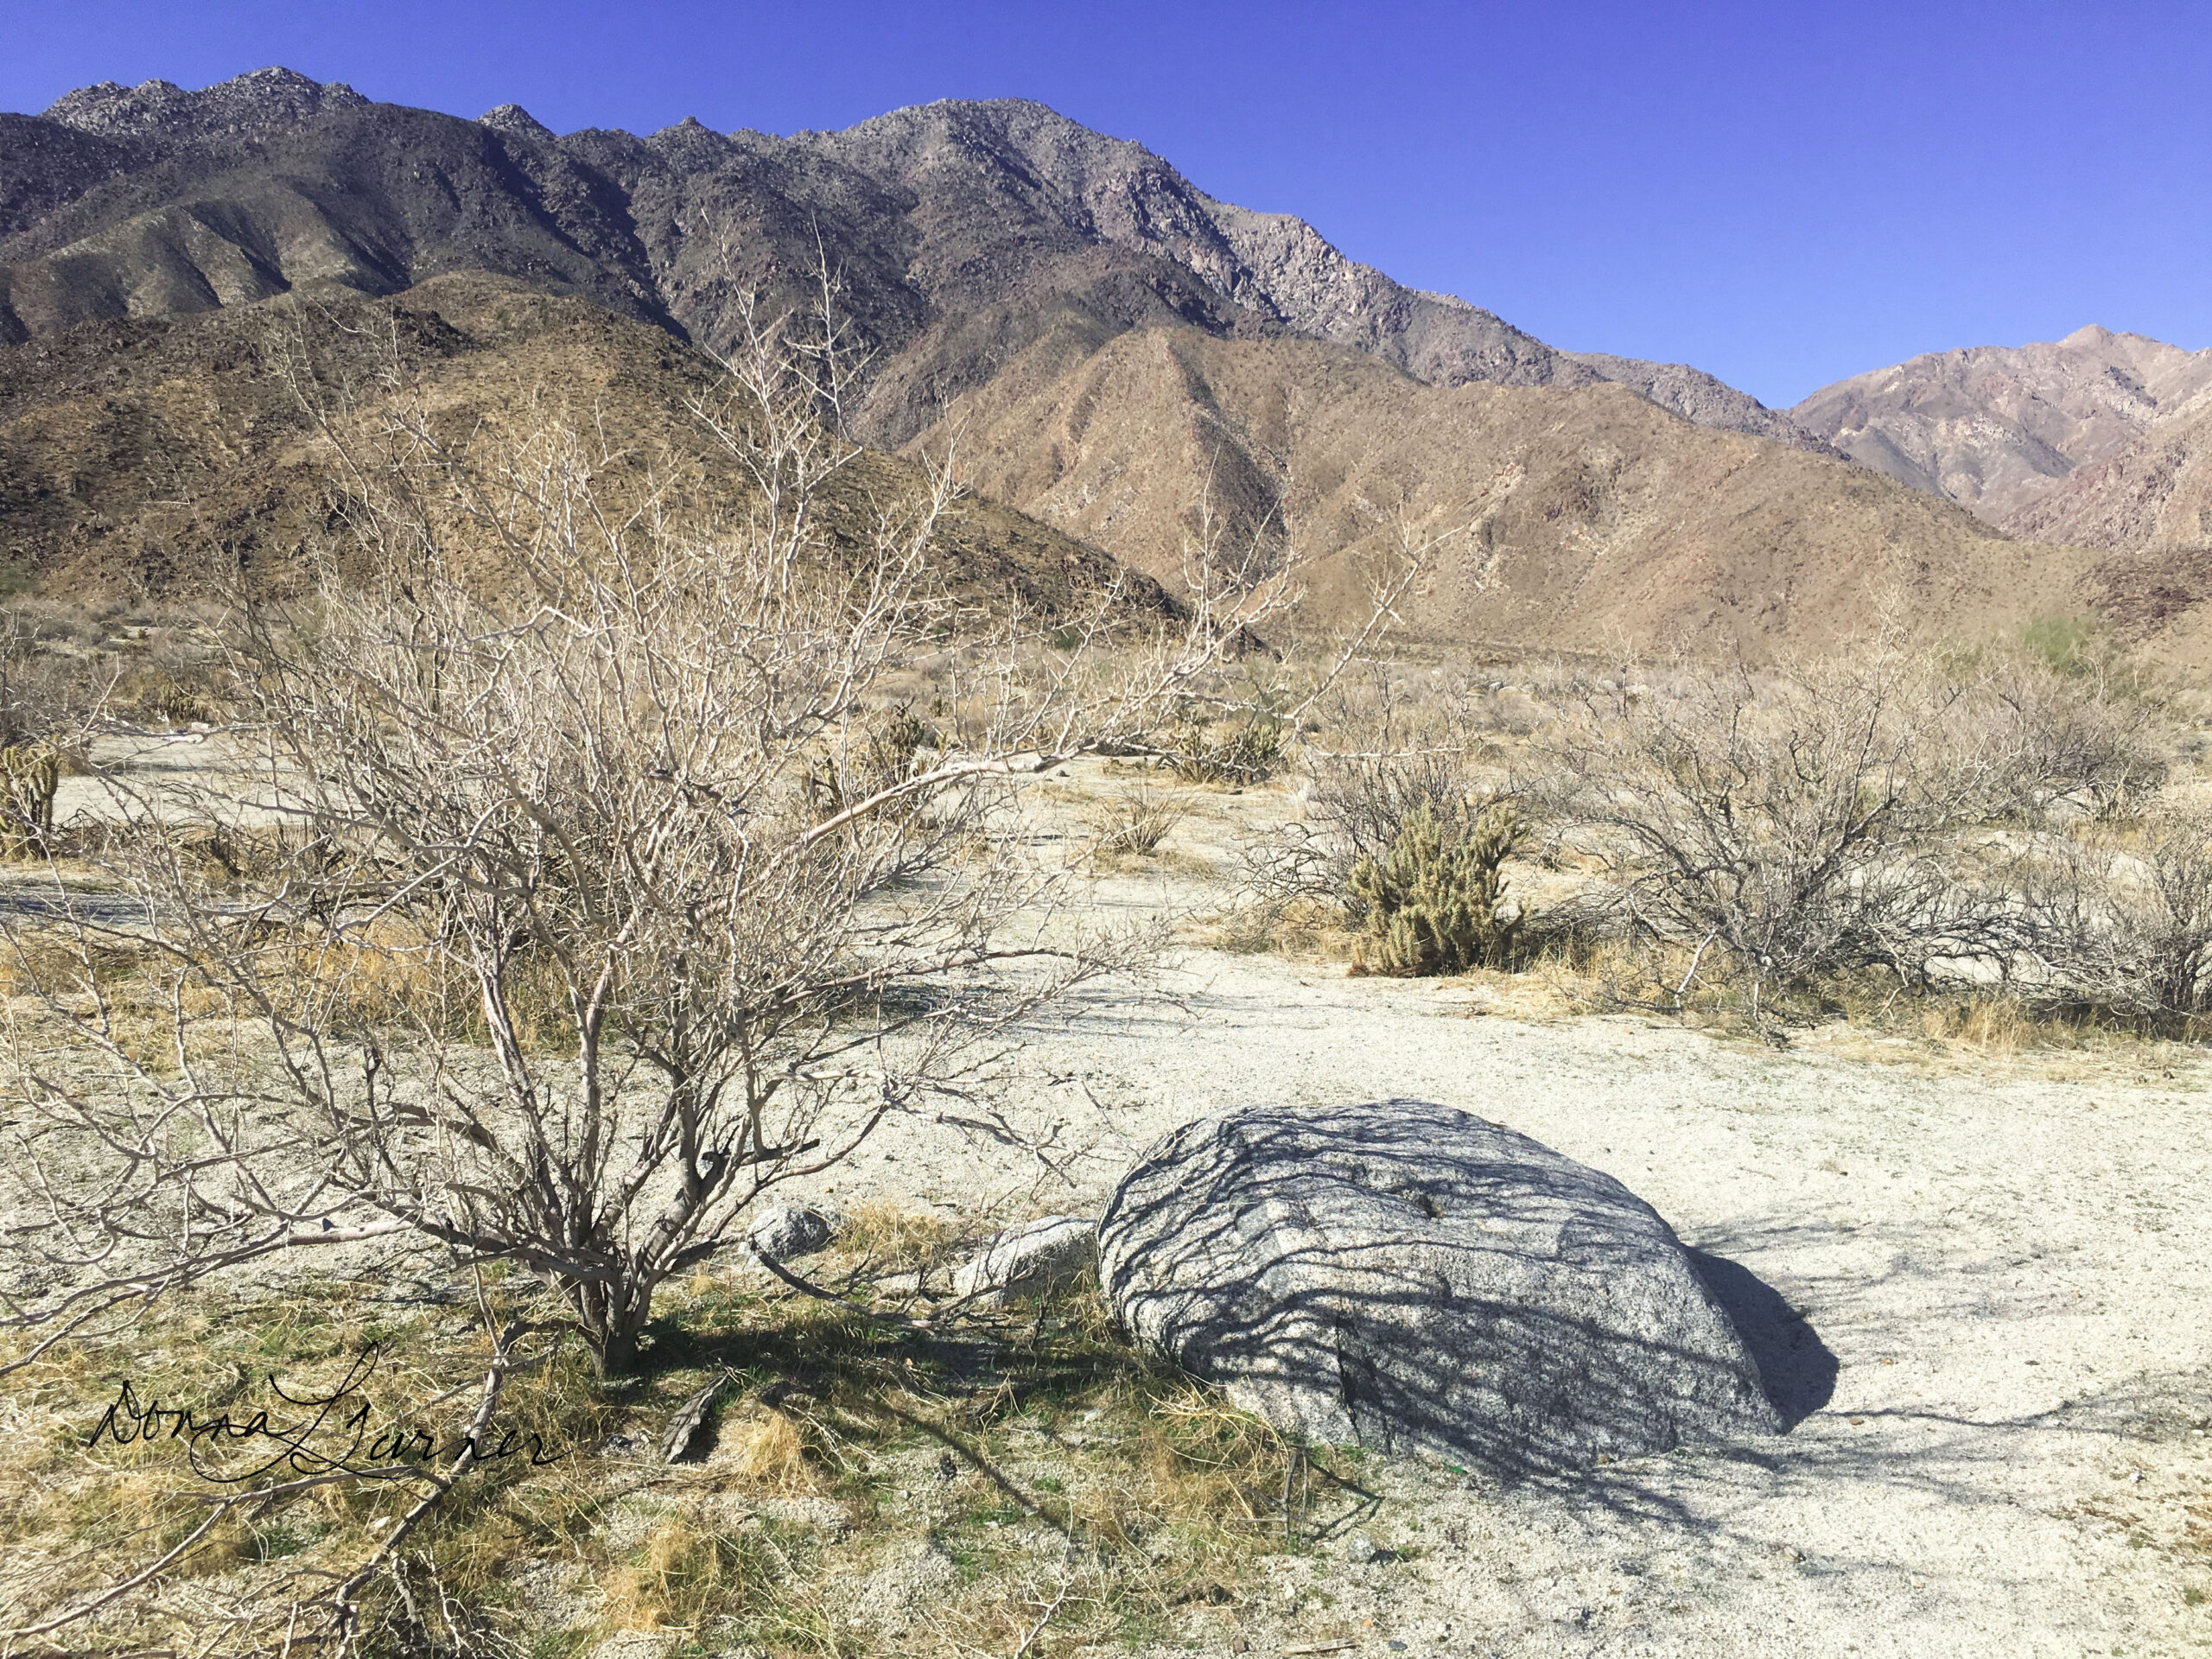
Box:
left=1, top=290, right=1347, bottom=1406
left=0, top=607, right=116, bottom=749
left=0, top=743, right=58, bottom=858
left=1543, top=648, right=2025, bottom=1017
left=2019, top=813, right=2212, bottom=1019
left=1929, top=654, right=2167, bottom=827
left=0, top=285, right=1422, bottom=1653
left=1093, top=783, right=1185, bottom=856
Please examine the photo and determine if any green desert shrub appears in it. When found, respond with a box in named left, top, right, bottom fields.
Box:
left=1349, top=797, right=1525, bottom=976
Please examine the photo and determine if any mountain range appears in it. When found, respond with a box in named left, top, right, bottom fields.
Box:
left=1791, top=327, right=2212, bottom=535
left=1, top=67, right=2203, bottom=659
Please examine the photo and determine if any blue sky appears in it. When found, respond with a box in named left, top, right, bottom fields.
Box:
left=6, top=0, right=2206, bottom=407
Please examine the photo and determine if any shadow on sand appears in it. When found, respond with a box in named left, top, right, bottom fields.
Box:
left=1689, top=1248, right=1839, bottom=1427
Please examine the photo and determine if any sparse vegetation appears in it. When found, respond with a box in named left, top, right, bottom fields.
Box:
left=1225, top=637, right=2212, bottom=1039
left=0, top=1240, right=1346, bottom=1659
left=1093, top=782, right=1186, bottom=858
left=0, top=287, right=1382, bottom=1650
left=1349, top=798, right=1525, bottom=977
left=1165, top=705, right=1288, bottom=785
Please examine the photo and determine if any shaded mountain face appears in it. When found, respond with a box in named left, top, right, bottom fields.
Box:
left=0, top=269, right=1135, bottom=613
left=1999, top=398, right=2212, bottom=553
left=917, top=323, right=2096, bottom=659
left=1791, top=326, right=2212, bottom=527
left=1, top=69, right=1817, bottom=453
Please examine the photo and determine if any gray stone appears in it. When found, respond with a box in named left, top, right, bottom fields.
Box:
left=746, top=1203, right=838, bottom=1262
left=951, top=1216, right=1096, bottom=1302
left=1098, top=1100, right=1783, bottom=1475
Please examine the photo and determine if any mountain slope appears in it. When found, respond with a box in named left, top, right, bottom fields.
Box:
left=0, top=270, right=1130, bottom=611
left=1998, top=395, right=2212, bottom=551
left=1791, top=326, right=2212, bottom=525
left=0, top=70, right=1819, bottom=453
left=918, top=323, right=2091, bottom=658
left=10, top=68, right=2182, bottom=662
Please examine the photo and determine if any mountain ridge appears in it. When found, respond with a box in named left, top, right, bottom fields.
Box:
left=1791, top=324, right=2212, bottom=529
left=913, top=321, right=2090, bottom=658
left=3, top=71, right=1821, bottom=453
left=10, top=68, right=2205, bottom=662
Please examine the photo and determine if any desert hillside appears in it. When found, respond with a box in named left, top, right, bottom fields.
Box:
left=8, top=67, right=2192, bottom=660
left=922, top=322, right=2100, bottom=657
left=2000, top=397, right=2212, bottom=552
left=1793, top=323, right=2212, bottom=524
left=0, top=270, right=1136, bottom=610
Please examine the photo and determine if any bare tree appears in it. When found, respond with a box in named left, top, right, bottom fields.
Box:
left=2019, top=812, right=2212, bottom=1019
left=0, top=290, right=1375, bottom=1389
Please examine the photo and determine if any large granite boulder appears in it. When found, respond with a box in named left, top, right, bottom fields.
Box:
left=1098, top=1100, right=1782, bottom=1474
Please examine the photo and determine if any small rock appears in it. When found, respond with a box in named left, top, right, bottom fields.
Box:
left=1343, top=1530, right=1382, bottom=1563
left=747, top=1203, right=839, bottom=1262
left=951, top=1216, right=1096, bottom=1302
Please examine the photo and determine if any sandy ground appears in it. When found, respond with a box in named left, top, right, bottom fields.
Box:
left=16, top=750, right=2212, bottom=1656
left=782, top=802, right=2212, bottom=1659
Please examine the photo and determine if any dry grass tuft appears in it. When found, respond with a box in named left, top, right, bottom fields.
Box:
left=1091, top=783, right=1185, bottom=858
left=601, top=1515, right=770, bottom=1636
left=836, top=1199, right=965, bottom=1279
left=725, top=1408, right=817, bottom=1491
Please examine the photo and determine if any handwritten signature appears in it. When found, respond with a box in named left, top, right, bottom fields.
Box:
left=83, top=1346, right=566, bottom=1480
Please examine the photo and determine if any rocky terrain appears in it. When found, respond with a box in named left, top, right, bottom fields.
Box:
left=918, top=323, right=2088, bottom=657
left=3, top=70, right=1817, bottom=451
left=6, top=65, right=2212, bottom=653
left=0, top=270, right=1136, bottom=606
left=1793, top=324, right=2212, bottom=527
left=2002, top=396, right=2212, bottom=554
left=15, top=67, right=2079, bottom=658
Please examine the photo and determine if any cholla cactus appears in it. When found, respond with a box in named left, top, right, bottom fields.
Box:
left=1350, top=798, right=1524, bottom=976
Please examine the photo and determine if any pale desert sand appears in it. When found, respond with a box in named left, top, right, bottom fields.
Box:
left=792, top=841, right=2212, bottom=1658
left=23, top=752, right=2212, bottom=1656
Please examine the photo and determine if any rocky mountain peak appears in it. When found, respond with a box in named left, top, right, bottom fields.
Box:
left=478, top=103, right=555, bottom=142
left=0, top=79, right=1815, bottom=454
left=42, top=67, right=366, bottom=144
left=1794, top=327, right=2212, bottom=523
